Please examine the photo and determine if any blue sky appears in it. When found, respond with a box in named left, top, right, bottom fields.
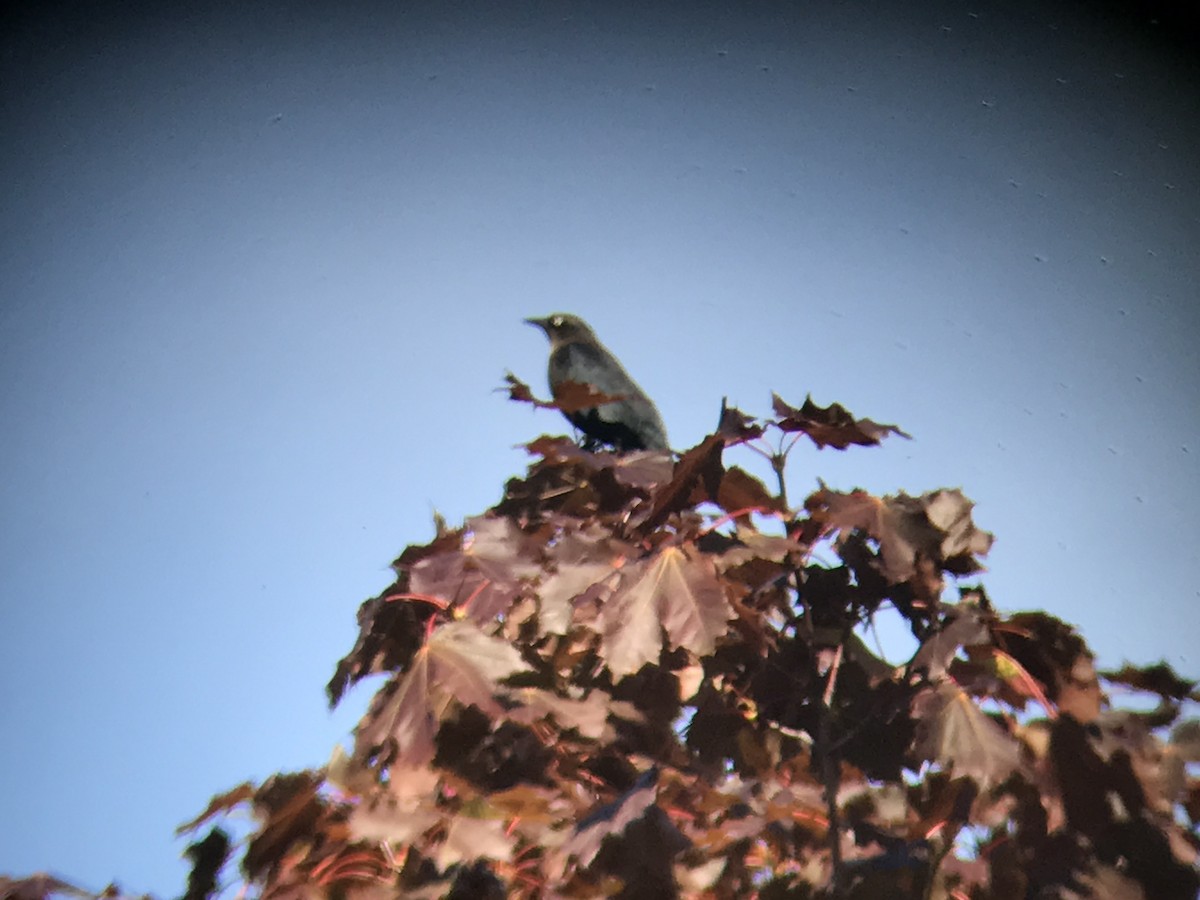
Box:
left=2, top=0, right=1197, bottom=893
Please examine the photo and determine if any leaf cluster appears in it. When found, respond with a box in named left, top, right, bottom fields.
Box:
left=175, top=393, right=1199, bottom=899
left=14, top=392, right=1197, bottom=900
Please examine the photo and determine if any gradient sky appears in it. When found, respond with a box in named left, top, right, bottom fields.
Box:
left=2, top=0, right=1197, bottom=894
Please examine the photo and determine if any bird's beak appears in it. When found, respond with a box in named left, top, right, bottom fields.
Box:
left=524, top=316, right=549, bottom=332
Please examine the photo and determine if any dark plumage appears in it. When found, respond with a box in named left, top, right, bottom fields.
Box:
left=525, top=313, right=669, bottom=452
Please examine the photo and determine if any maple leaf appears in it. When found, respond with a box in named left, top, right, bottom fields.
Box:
left=420, top=619, right=532, bottom=710
left=435, top=814, right=517, bottom=869
left=716, top=399, right=765, bottom=444
left=599, top=544, right=733, bottom=678
left=920, top=490, right=995, bottom=568
left=407, top=516, right=542, bottom=623
left=344, top=769, right=460, bottom=853
left=325, top=744, right=383, bottom=796
left=176, top=782, right=256, bottom=834
left=524, top=436, right=675, bottom=495
left=761, top=779, right=830, bottom=838
left=906, top=772, right=978, bottom=842
left=506, top=687, right=627, bottom=741
left=716, top=465, right=785, bottom=517
left=772, top=393, right=910, bottom=448
left=503, top=371, right=541, bottom=406
left=357, top=659, right=438, bottom=769
left=686, top=688, right=760, bottom=774
left=636, top=433, right=725, bottom=533
left=911, top=601, right=990, bottom=679
left=503, top=372, right=629, bottom=414
left=347, top=793, right=440, bottom=846
left=808, top=487, right=992, bottom=592
left=911, top=682, right=1022, bottom=789
left=558, top=768, right=663, bottom=869
left=1051, top=652, right=1103, bottom=723
left=992, top=611, right=1095, bottom=708
left=326, top=589, right=437, bottom=707
left=1101, top=661, right=1200, bottom=703
left=709, top=531, right=805, bottom=611
left=712, top=531, right=805, bottom=569
left=939, top=855, right=990, bottom=893
left=552, top=379, right=633, bottom=414
left=1073, top=866, right=1161, bottom=900
left=534, top=522, right=630, bottom=635
left=0, top=876, right=92, bottom=900
left=354, top=621, right=532, bottom=770
left=243, top=772, right=327, bottom=881
left=434, top=710, right=555, bottom=792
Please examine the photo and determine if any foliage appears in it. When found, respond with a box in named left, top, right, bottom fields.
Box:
left=8, top=388, right=1200, bottom=900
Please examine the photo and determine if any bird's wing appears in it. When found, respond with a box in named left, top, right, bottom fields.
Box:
left=550, top=342, right=668, bottom=451
left=551, top=342, right=641, bottom=403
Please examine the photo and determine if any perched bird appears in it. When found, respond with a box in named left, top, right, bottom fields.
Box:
left=525, top=313, right=669, bottom=452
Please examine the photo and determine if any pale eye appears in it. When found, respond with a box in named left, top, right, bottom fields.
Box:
left=552, top=316, right=564, bottom=327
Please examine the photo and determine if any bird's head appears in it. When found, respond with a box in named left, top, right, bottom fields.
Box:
left=524, top=313, right=598, bottom=347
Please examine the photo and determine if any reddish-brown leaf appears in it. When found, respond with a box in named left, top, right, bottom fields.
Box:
left=407, top=516, right=542, bottom=623
left=0, top=876, right=92, bottom=900
left=427, top=620, right=533, bottom=709
left=911, top=682, right=1022, bottom=789
left=176, top=782, right=256, bottom=834
left=503, top=372, right=542, bottom=407
left=326, top=591, right=432, bottom=707
left=503, top=372, right=627, bottom=414
left=347, top=791, right=439, bottom=846
left=434, top=814, right=517, bottom=869
left=772, top=393, right=910, bottom=448
left=485, top=783, right=570, bottom=825
left=992, top=611, right=1095, bottom=707
left=599, top=544, right=732, bottom=677
left=637, top=434, right=725, bottom=533
left=524, top=436, right=674, bottom=491
left=808, top=486, right=992, bottom=592
left=597, top=567, right=665, bottom=678
left=551, top=379, right=632, bottom=414
left=244, top=772, right=326, bottom=881
left=534, top=523, right=630, bottom=635
left=911, top=601, right=991, bottom=680
left=1101, top=661, right=1199, bottom=703
left=356, top=652, right=438, bottom=769
left=1184, top=779, right=1200, bottom=827
left=711, top=532, right=805, bottom=571
left=559, top=768, right=661, bottom=869
left=506, top=687, right=629, bottom=740
left=355, top=621, right=532, bottom=769
left=716, top=465, right=785, bottom=517
left=716, top=399, right=765, bottom=444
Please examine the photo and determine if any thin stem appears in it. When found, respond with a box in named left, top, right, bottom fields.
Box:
left=771, top=453, right=788, bottom=509
left=768, top=437, right=842, bottom=889
left=922, top=837, right=955, bottom=900
left=699, top=506, right=782, bottom=535
left=382, top=591, right=449, bottom=610
left=819, top=703, right=843, bottom=895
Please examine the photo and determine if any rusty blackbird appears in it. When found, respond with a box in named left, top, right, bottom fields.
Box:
left=525, top=313, right=668, bottom=452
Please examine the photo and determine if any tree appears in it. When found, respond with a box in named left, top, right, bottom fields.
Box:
left=10, top=387, right=1200, bottom=900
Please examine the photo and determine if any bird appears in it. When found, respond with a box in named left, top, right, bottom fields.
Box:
left=525, top=313, right=669, bottom=452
